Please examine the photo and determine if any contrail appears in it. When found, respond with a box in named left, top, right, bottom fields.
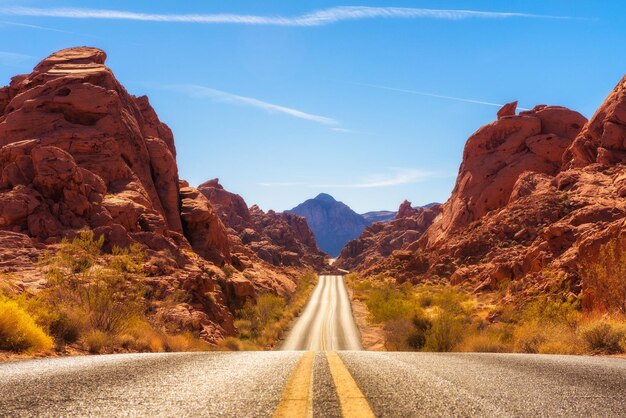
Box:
left=354, top=82, right=529, bottom=110
left=165, top=84, right=338, bottom=126
left=0, top=6, right=573, bottom=26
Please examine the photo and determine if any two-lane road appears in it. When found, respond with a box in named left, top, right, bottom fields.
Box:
left=282, top=275, right=362, bottom=351
left=1, top=274, right=626, bottom=417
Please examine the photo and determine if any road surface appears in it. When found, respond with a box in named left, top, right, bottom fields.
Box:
left=282, top=275, right=362, bottom=351
left=1, top=274, right=626, bottom=417
left=1, top=351, right=626, bottom=417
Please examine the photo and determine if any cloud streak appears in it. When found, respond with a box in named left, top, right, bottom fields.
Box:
left=0, top=50, right=34, bottom=64
left=0, top=6, right=573, bottom=26
left=354, top=82, right=531, bottom=110
left=315, top=168, right=436, bottom=188
left=166, top=84, right=338, bottom=126
left=260, top=169, right=437, bottom=189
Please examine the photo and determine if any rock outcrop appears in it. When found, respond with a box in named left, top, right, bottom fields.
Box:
left=198, top=179, right=325, bottom=271
left=0, top=47, right=325, bottom=343
left=336, top=201, right=441, bottom=271
left=358, top=84, right=626, bottom=312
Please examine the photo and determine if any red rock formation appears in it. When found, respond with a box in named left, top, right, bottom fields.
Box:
left=0, top=47, right=237, bottom=342
left=198, top=179, right=326, bottom=271
left=497, top=101, right=518, bottom=119
left=565, top=75, right=626, bottom=167
left=336, top=202, right=441, bottom=271
left=357, top=77, right=626, bottom=313
left=424, top=105, right=586, bottom=248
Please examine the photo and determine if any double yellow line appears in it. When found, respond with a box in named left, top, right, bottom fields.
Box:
left=273, top=351, right=375, bottom=418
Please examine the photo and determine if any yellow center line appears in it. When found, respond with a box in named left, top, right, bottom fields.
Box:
left=273, top=351, right=314, bottom=418
left=326, top=351, right=376, bottom=418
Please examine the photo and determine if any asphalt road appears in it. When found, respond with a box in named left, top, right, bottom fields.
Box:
left=2, top=273, right=626, bottom=417
left=1, top=351, right=625, bottom=417
left=281, top=275, right=362, bottom=351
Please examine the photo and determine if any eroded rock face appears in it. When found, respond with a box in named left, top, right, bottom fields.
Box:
left=336, top=201, right=441, bottom=271
left=358, top=80, right=626, bottom=311
left=198, top=179, right=326, bottom=271
left=0, top=47, right=236, bottom=341
left=565, top=75, right=626, bottom=167
left=424, top=105, right=587, bottom=247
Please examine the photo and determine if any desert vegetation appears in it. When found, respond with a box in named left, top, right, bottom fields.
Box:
left=0, top=231, right=210, bottom=356
left=347, top=271, right=626, bottom=355
left=221, top=271, right=317, bottom=350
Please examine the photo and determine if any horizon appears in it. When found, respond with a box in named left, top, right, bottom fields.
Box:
left=1, top=1, right=625, bottom=212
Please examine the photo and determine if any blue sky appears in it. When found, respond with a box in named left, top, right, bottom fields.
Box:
left=0, top=1, right=624, bottom=212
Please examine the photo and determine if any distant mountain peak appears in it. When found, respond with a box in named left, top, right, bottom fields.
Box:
left=314, top=193, right=336, bottom=203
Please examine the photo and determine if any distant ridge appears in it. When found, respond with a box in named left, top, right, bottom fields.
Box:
left=287, top=193, right=437, bottom=257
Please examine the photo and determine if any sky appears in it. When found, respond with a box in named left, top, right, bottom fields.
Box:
left=0, top=1, right=624, bottom=213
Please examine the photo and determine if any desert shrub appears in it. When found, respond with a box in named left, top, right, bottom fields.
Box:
left=84, top=330, right=108, bottom=354
left=366, top=285, right=413, bottom=323
left=48, top=311, right=81, bottom=344
left=424, top=311, right=465, bottom=352
left=256, top=294, right=286, bottom=328
left=164, top=333, right=210, bottom=352
left=579, top=320, right=626, bottom=354
left=230, top=271, right=317, bottom=350
left=43, top=231, right=146, bottom=335
left=457, top=333, right=510, bottom=353
left=518, top=295, right=581, bottom=328
left=219, top=337, right=243, bottom=351
left=0, top=298, right=53, bottom=352
left=406, top=311, right=432, bottom=350
left=579, top=239, right=626, bottom=314
left=383, top=319, right=415, bottom=351
left=513, top=323, right=548, bottom=353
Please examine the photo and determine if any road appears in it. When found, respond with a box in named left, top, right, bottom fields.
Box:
left=281, top=275, right=362, bottom=351
left=1, top=274, right=626, bottom=417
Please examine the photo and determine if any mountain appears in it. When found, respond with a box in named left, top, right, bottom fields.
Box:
left=0, top=47, right=324, bottom=345
left=198, top=179, right=326, bottom=273
left=287, top=193, right=368, bottom=256
left=361, top=210, right=396, bottom=224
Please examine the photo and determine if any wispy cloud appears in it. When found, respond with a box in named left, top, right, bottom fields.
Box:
left=354, top=82, right=531, bottom=110
left=0, top=50, right=34, bottom=65
left=259, top=181, right=306, bottom=187
left=315, top=168, right=436, bottom=188
left=166, top=84, right=338, bottom=126
left=0, top=6, right=573, bottom=26
left=0, top=19, right=76, bottom=34
left=260, top=168, right=438, bottom=189
left=331, top=127, right=354, bottom=133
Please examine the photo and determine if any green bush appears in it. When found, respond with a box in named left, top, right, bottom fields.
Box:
left=579, top=320, right=626, bottom=354
left=43, top=231, right=145, bottom=335
left=424, top=312, right=465, bottom=352
left=366, top=285, right=413, bottom=323
left=406, top=311, right=432, bottom=350
left=0, top=298, right=53, bottom=352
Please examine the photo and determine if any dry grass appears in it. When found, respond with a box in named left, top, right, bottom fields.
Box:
left=1, top=231, right=214, bottom=356
left=348, top=274, right=626, bottom=355
left=0, top=298, right=53, bottom=353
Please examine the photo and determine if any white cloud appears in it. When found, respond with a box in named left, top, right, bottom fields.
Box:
left=259, top=182, right=306, bottom=187
left=0, top=6, right=572, bottom=26
left=0, top=50, right=34, bottom=64
left=166, top=84, right=338, bottom=126
left=315, top=168, right=436, bottom=188
left=331, top=127, right=354, bottom=133
left=354, top=82, right=531, bottom=110
left=259, top=169, right=441, bottom=189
